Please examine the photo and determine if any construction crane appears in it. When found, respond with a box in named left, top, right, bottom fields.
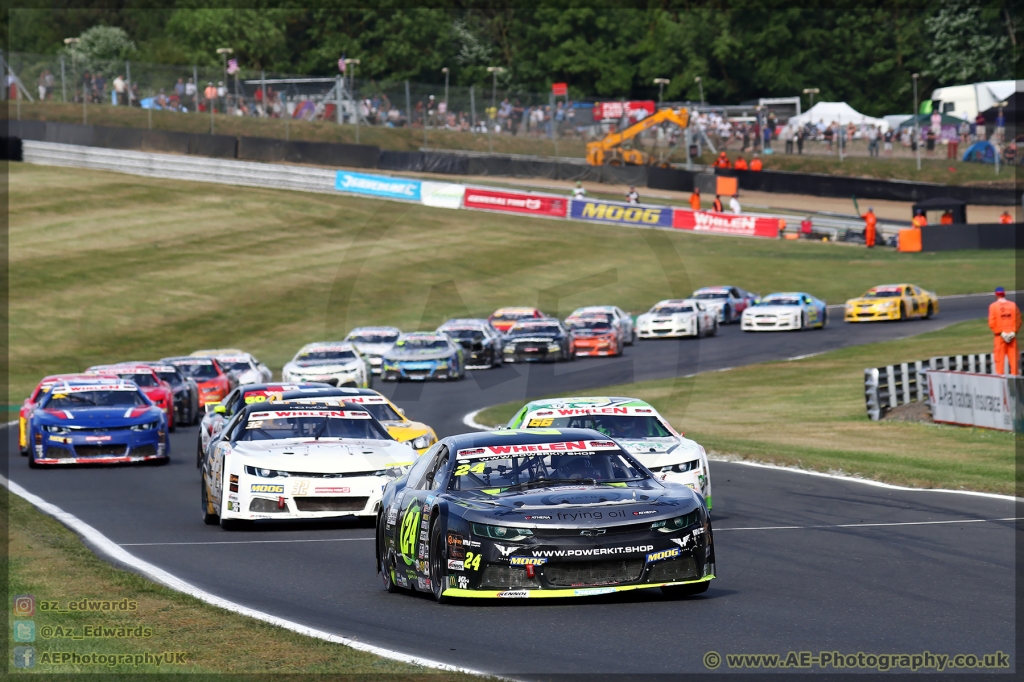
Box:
left=585, top=107, right=690, bottom=166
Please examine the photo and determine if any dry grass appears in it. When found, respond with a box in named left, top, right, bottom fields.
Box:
left=478, top=319, right=1015, bottom=494
left=6, top=493, right=479, bottom=677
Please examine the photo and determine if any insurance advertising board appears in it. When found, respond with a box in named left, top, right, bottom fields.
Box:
left=335, top=171, right=422, bottom=201
left=926, top=370, right=1014, bottom=431
left=570, top=199, right=673, bottom=227
left=462, top=188, right=568, bottom=217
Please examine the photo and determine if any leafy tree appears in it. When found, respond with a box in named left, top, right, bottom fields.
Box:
left=925, top=0, right=1010, bottom=84
left=64, top=25, right=136, bottom=77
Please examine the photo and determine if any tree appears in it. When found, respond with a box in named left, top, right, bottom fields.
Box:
left=925, top=0, right=1010, bottom=84
left=64, top=25, right=136, bottom=77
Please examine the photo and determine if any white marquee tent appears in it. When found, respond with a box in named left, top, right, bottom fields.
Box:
left=787, top=102, right=889, bottom=131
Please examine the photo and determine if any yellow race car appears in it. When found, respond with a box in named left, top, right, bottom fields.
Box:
left=844, top=284, right=938, bottom=322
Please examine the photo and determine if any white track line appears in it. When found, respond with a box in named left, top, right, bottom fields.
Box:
left=1, top=476, right=491, bottom=677
left=463, top=407, right=494, bottom=431
left=716, top=517, right=1021, bottom=532
left=122, top=537, right=374, bottom=547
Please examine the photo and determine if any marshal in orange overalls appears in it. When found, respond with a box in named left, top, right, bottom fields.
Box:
left=989, top=293, right=1022, bottom=374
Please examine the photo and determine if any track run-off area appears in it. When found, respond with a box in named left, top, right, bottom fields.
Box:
left=6, top=292, right=1018, bottom=678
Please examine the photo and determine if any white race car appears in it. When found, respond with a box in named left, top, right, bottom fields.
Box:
left=201, top=402, right=417, bottom=529
left=506, top=396, right=713, bottom=510
left=636, top=299, right=718, bottom=338
left=282, top=342, right=372, bottom=388
left=344, top=327, right=401, bottom=374
left=191, top=349, right=273, bottom=386
left=691, top=286, right=759, bottom=324
left=568, top=305, right=636, bottom=345
left=741, top=292, right=828, bottom=332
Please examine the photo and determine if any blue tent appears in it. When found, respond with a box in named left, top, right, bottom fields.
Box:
left=962, top=141, right=997, bottom=164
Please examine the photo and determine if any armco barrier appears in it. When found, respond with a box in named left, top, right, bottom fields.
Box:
left=863, top=352, right=1021, bottom=420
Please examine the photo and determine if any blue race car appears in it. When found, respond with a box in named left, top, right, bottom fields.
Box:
left=381, top=332, right=465, bottom=381
left=28, top=378, right=170, bottom=467
left=741, top=292, right=828, bottom=332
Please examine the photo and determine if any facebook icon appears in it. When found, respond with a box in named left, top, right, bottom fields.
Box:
left=13, top=646, right=36, bottom=668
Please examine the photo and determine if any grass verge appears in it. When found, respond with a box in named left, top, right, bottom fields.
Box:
left=8, top=162, right=1013, bottom=401
left=6, top=492, right=479, bottom=677
left=476, top=319, right=1015, bottom=495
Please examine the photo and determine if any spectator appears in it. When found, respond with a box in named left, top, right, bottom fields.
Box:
left=926, top=127, right=937, bottom=155
left=734, top=155, right=748, bottom=170
left=689, top=187, right=701, bottom=210
left=81, top=71, right=93, bottom=103
left=823, top=124, right=834, bottom=153
left=796, top=126, right=805, bottom=154
left=883, top=127, right=894, bottom=155
left=573, top=182, right=587, bottom=199
left=940, top=210, right=954, bottom=225
left=750, top=154, right=763, bottom=171
left=995, top=108, right=1006, bottom=144
left=862, top=207, right=877, bottom=248
left=175, top=78, right=185, bottom=101
left=217, top=81, right=227, bottom=112
left=763, top=123, right=772, bottom=150
left=729, top=194, right=741, bottom=214
left=185, top=78, right=196, bottom=111
left=713, top=150, right=731, bottom=168
left=1004, top=141, right=1017, bottom=166
left=713, top=194, right=723, bottom=212
left=93, top=72, right=106, bottom=103
left=912, top=210, right=927, bottom=228
left=204, top=82, right=217, bottom=112
left=113, top=74, right=126, bottom=106
left=947, top=133, right=959, bottom=160
left=129, top=81, right=141, bottom=106
left=999, top=211, right=1013, bottom=224
left=867, top=125, right=879, bottom=157
left=155, top=89, right=167, bottom=109
left=959, top=119, right=970, bottom=145
left=975, top=112, right=987, bottom=141
left=37, top=70, right=48, bottom=101
left=800, top=217, right=814, bottom=238
left=783, top=125, right=794, bottom=154
left=626, top=186, right=640, bottom=204
left=512, top=99, right=524, bottom=135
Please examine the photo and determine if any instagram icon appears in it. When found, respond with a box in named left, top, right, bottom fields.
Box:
left=12, top=595, right=35, bottom=617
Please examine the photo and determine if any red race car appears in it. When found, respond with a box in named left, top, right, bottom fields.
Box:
left=18, top=373, right=117, bottom=455
left=566, top=314, right=623, bottom=357
left=488, top=307, right=547, bottom=333
left=87, top=364, right=176, bottom=431
left=160, top=356, right=232, bottom=408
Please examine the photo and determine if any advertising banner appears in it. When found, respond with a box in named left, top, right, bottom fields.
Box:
left=570, top=199, right=673, bottom=227
left=592, top=101, right=656, bottom=121
left=926, top=370, right=1013, bottom=431
left=335, top=171, right=421, bottom=201
left=420, top=181, right=466, bottom=209
left=672, top=209, right=781, bottom=238
left=462, top=188, right=568, bottom=217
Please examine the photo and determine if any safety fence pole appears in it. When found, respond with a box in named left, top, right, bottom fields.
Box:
left=60, top=55, right=66, bottom=102
left=193, top=66, right=198, bottom=113
left=0, top=50, right=6, bottom=102
left=405, top=80, right=411, bottom=129
left=336, top=75, right=342, bottom=125
left=260, top=70, right=266, bottom=119
left=470, top=85, right=476, bottom=129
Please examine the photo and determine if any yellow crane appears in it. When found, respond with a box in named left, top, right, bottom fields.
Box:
left=585, top=107, right=690, bottom=166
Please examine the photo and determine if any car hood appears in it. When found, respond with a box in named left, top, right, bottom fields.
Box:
left=351, top=342, right=395, bottom=356
left=233, top=438, right=416, bottom=472
left=746, top=305, right=802, bottom=315
left=384, top=349, right=454, bottom=361
left=847, top=297, right=898, bottom=306
left=285, top=361, right=361, bottom=372
left=37, top=406, right=163, bottom=427
left=449, top=480, right=699, bottom=526
left=380, top=420, right=431, bottom=442
left=638, top=311, right=695, bottom=321
left=506, top=335, right=560, bottom=343
left=616, top=436, right=683, bottom=457
left=623, top=438, right=703, bottom=467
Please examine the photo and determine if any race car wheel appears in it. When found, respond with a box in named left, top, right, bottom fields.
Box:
left=801, top=312, right=808, bottom=330
left=818, top=309, right=828, bottom=329
left=926, top=302, right=934, bottom=319
left=28, top=448, right=40, bottom=468
left=428, top=518, right=450, bottom=603
left=899, top=302, right=907, bottom=321
left=201, top=479, right=219, bottom=525
left=661, top=581, right=710, bottom=598
left=723, top=304, right=731, bottom=323
left=627, top=328, right=636, bottom=346
left=708, top=320, right=719, bottom=337
left=377, top=514, right=403, bottom=593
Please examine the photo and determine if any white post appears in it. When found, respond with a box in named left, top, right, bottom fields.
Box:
left=260, top=70, right=266, bottom=118
left=470, top=85, right=476, bottom=128
left=193, top=66, right=198, bottom=113
left=336, top=75, right=342, bottom=125
left=60, top=55, right=67, bottom=102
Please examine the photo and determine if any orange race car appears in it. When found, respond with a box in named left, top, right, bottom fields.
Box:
left=565, top=313, right=623, bottom=357
left=160, top=356, right=233, bottom=407
left=18, top=373, right=117, bottom=455
left=488, top=307, right=547, bottom=333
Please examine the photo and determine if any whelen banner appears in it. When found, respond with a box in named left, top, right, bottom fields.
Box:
left=926, top=370, right=1014, bottom=431
left=571, top=199, right=673, bottom=227
left=673, top=209, right=782, bottom=238
left=462, top=188, right=568, bottom=217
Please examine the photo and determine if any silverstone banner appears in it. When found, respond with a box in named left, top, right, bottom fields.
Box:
left=571, top=199, right=673, bottom=227
left=672, top=208, right=781, bottom=238
left=462, top=188, right=568, bottom=217
left=420, top=181, right=466, bottom=209
left=335, top=171, right=422, bottom=201
left=926, top=370, right=1014, bottom=431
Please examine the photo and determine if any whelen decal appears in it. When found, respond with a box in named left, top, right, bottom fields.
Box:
left=457, top=440, right=620, bottom=458
left=247, top=410, right=372, bottom=420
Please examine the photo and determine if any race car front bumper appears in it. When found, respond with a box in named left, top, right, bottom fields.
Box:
left=381, top=360, right=455, bottom=381
left=33, top=431, right=167, bottom=465
left=844, top=304, right=901, bottom=322
left=282, top=369, right=365, bottom=387
left=223, top=472, right=389, bottom=520
left=574, top=337, right=617, bottom=356
left=637, top=318, right=698, bottom=338
left=741, top=313, right=802, bottom=331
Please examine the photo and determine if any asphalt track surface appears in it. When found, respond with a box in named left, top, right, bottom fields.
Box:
left=7, top=293, right=1018, bottom=677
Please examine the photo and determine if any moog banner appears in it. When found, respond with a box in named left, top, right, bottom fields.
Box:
left=571, top=199, right=673, bottom=227
left=926, top=370, right=1014, bottom=431
left=673, top=209, right=781, bottom=238
left=335, top=171, right=422, bottom=201
left=462, top=187, right=568, bottom=217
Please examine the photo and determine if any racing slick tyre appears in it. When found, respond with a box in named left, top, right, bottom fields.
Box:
left=899, top=302, right=907, bottom=321
left=627, top=328, right=636, bottom=346
left=801, top=312, right=808, bottom=330
left=708, top=320, right=719, bottom=337
left=722, top=304, right=731, bottom=324
left=926, top=303, right=934, bottom=319
left=428, top=518, right=450, bottom=603
left=818, top=309, right=828, bottom=329
left=661, top=581, right=710, bottom=598
left=28, top=448, right=40, bottom=468
left=201, top=478, right=219, bottom=525
left=377, top=513, right=402, bottom=593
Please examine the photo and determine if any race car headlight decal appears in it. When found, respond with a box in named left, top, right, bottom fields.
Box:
left=435, top=361, right=448, bottom=370
left=129, top=421, right=158, bottom=431
left=652, top=458, right=698, bottom=473
left=244, top=465, right=289, bottom=478
left=201, top=386, right=221, bottom=393
left=547, top=344, right=560, bottom=352
left=651, top=509, right=701, bottom=533
left=42, top=424, right=71, bottom=434
left=504, top=345, right=515, bottom=352
left=471, top=523, right=534, bottom=542
left=408, top=435, right=433, bottom=450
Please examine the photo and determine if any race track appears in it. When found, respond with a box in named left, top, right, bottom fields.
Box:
left=7, top=293, right=1017, bottom=677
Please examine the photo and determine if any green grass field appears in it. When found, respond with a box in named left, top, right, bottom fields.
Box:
left=10, top=101, right=1013, bottom=186
left=9, top=162, right=1014, bottom=401
left=476, top=319, right=1015, bottom=495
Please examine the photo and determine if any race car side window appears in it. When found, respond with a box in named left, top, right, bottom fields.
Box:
left=730, top=288, right=740, bottom=297
left=406, top=443, right=443, bottom=490
left=428, top=448, right=451, bottom=491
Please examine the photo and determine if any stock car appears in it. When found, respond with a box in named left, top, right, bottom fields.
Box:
left=140, top=363, right=200, bottom=427
left=565, top=314, right=623, bottom=357
left=506, top=397, right=712, bottom=508
left=381, top=333, right=465, bottom=381
left=691, top=286, right=759, bottom=324
left=636, top=299, right=718, bottom=339
left=568, top=306, right=636, bottom=345
left=27, top=378, right=169, bottom=467
left=191, top=349, right=273, bottom=386
left=87, top=364, right=176, bottom=431
left=741, top=292, right=828, bottom=332
left=275, top=387, right=438, bottom=454
left=844, top=284, right=938, bottom=323
left=375, top=428, right=716, bottom=602
left=345, top=327, right=401, bottom=374
left=502, top=319, right=576, bottom=362
left=488, top=307, right=547, bottom=333
left=437, top=319, right=504, bottom=368
left=196, top=382, right=330, bottom=467
left=282, top=342, right=372, bottom=388
left=201, top=402, right=417, bottom=529
left=161, top=356, right=233, bottom=408
left=19, top=373, right=116, bottom=455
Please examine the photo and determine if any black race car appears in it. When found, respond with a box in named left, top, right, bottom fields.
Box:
left=501, top=319, right=576, bottom=363
left=376, top=428, right=716, bottom=602
left=436, top=319, right=504, bottom=368
left=142, top=362, right=201, bottom=427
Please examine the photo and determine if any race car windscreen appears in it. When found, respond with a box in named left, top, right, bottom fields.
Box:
left=491, top=310, right=535, bottom=320
left=449, top=450, right=646, bottom=491
left=527, top=415, right=673, bottom=439
left=360, top=403, right=404, bottom=422
left=154, top=371, right=183, bottom=386
left=567, top=319, right=612, bottom=332
left=237, top=411, right=392, bottom=441
left=397, top=338, right=449, bottom=351
left=652, top=304, right=694, bottom=314
left=296, top=350, right=358, bottom=362
left=508, top=324, right=561, bottom=337
left=46, top=390, right=148, bottom=408
left=759, top=296, right=801, bottom=306
left=442, top=328, right=486, bottom=341
left=349, top=332, right=399, bottom=344
left=113, top=372, right=159, bottom=387
left=172, top=361, right=220, bottom=379
left=221, top=360, right=253, bottom=372
left=694, top=291, right=729, bottom=299
left=863, top=288, right=902, bottom=298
